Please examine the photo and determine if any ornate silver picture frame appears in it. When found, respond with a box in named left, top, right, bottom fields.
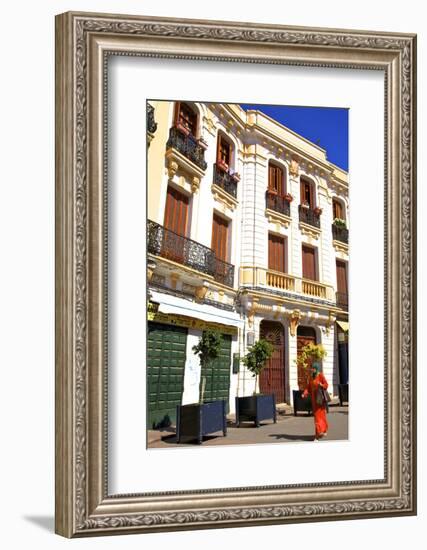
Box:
left=55, top=11, right=417, bottom=537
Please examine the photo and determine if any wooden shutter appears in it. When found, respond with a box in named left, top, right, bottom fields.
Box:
left=333, top=199, right=343, bottom=220
left=336, top=260, right=348, bottom=294
left=212, top=214, right=229, bottom=261
left=217, top=135, right=231, bottom=166
left=302, top=245, right=317, bottom=280
left=268, top=164, right=284, bottom=195
left=268, top=233, right=287, bottom=273
left=175, top=102, right=197, bottom=136
left=164, top=186, right=189, bottom=236
left=300, top=178, right=314, bottom=207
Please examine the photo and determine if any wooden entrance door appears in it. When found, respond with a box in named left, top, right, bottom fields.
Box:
left=147, top=322, right=187, bottom=429
left=200, top=333, right=232, bottom=412
left=259, top=321, right=285, bottom=403
left=297, top=326, right=317, bottom=390
left=163, top=186, right=189, bottom=262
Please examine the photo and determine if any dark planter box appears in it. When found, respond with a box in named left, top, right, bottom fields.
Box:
left=235, top=394, right=276, bottom=427
left=338, top=383, right=349, bottom=406
left=176, top=400, right=227, bottom=444
left=293, top=390, right=312, bottom=416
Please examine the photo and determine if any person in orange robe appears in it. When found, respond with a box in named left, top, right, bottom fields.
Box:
left=302, top=362, right=329, bottom=440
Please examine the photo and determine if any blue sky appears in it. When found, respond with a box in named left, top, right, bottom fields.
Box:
left=240, top=104, right=349, bottom=171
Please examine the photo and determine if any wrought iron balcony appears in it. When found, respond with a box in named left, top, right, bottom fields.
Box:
left=213, top=257, right=235, bottom=288
left=166, top=127, right=207, bottom=171
left=147, top=104, right=157, bottom=135
left=332, top=223, right=349, bottom=244
left=266, top=191, right=291, bottom=217
left=336, top=291, right=349, bottom=310
left=298, top=205, right=321, bottom=229
left=213, top=164, right=238, bottom=199
left=147, top=220, right=235, bottom=287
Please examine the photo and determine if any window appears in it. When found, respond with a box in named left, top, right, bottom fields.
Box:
left=268, top=163, right=285, bottom=195
left=336, top=260, right=348, bottom=294
left=333, top=198, right=344, bottom=220
left=164, top=186, right=189, bottom=236
left=300, top=178, right=314, bottom=208
left=302, top=245, right=317, bottom=281
left=268, top=233, right=287, bottom=273
left=174, top=102, right=198, bottom=137
left=217, top=134, right=232, bottom=169
left=211, top=213, right=229, bottom=262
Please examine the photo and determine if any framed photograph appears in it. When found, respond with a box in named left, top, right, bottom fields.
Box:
left=55, top=11, right=417, bottom=537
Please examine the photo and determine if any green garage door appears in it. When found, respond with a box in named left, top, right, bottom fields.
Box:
left=147, top=322, right=187, bottom=429
left=200, top=333, right=232, bottom=412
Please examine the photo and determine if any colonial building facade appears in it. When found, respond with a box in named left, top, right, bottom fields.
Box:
left=146, top=101, right=349, bottom=429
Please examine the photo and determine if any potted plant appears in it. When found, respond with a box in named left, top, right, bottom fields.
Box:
left=216, top=158, right=228, bottom=172
left=176, top=331, right=227, bottom=444
left=235, top=339, right=277, bottom=427
left=313, top=206, right=323, bottom=216
left=284, top=192, right=294, bottom=202
left=175, top=121, right=190, bottom=136
left=301, top=200, right=310, bottom=209
left=229, top=169, right=241, bottom=183
left=293, top=343, right=327, bottom=416
left=333, top=217, right=347, bottom=228
left=198, top=136, right=208, bottom=150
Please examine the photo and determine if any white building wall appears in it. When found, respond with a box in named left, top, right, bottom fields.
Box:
left=181, top=329, right=202, bottom=405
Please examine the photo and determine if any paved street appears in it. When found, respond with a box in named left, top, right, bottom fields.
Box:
left=148, top=404, right=348, bottom=448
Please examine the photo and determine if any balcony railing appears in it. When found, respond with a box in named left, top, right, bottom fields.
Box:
left=214, top=257, right=235, bottom=288
left=265, top=191, right=291, bottom=217
left=336, top=291, right=349, bottom=310
left=332, top=223, right=349, bottom=244
left=147, top=220, right=235, bottom=287
left=302, top=279, right=327, bottom=299
left=166, top=127, right=207, bottom=171
left=147, top=104, right=157, bottom=135
left=266, top=270, right=295, bottom=291
left=213, top=164, right=238, bottom=199
left=298, top=205, right=321, bottom=229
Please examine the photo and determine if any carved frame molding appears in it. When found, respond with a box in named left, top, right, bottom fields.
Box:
left=55, top=11, right=416, bottom=537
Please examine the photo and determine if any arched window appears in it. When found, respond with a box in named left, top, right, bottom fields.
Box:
left=174, top=102, right=198, bottom=137
left=216, top=133, right=233, bottom=171
left=268, top=162, right=285, bottom=195
left=332, top=198, right=346, bottom=221
left=300, top=177, right=315, bottom=208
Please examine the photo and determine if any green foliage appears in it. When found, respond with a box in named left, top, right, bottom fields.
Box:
left=333, top=217, right=347, bottom=228
left=242, top=339, right=274, bottom=392
left=295, top=342, right=327, bottom=371
left=192, top=330, right=222, bottom=368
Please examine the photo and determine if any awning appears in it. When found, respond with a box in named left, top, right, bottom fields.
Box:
left=150, top=290, right=243, bottom=328
left=336, top=321, right=349, bottom=332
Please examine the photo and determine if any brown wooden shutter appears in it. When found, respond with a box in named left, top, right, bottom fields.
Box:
left=164, top=186, right=189, bottom=236
left=302, top=245, right=317, bottom=280
left=212, top=214, right=229, bottom=261
left=333, top=199, right=343, bottom=219
left=269, top=164, right=284, bottom=195
left=301, top=179, right=314, bottom=207
left=336, top=260, right=348, bottom=294
left=268, top=234, right=287, bottom=273
left=217, top=135, right=231, bottom=166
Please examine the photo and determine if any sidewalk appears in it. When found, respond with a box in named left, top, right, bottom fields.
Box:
left=147, top=404, right=349, bottom=448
